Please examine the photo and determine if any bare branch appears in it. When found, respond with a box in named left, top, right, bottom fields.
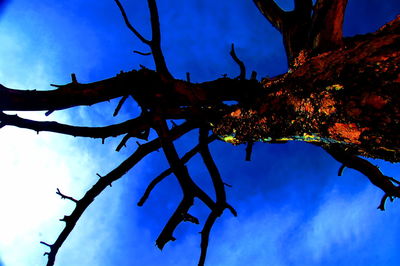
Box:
left=230, top=43, right=246, bottom=80
left=0, top=69, right=261, bottom=112
left=153, top=119, right=216, bottom=249
left=378, top=194, right=392, bottom=211
left=43, top=121, right=195, bottom=266
left=0, top=112, right=149, bottom=140
left=0, top=71, right=139, bottom=111
left=252, top=0, right=286, bottom=32
left=323, top=144, right=400, bottom=207
left=113, top=95, right=129, bottom=116
left=245, top=141, right=254, bottom=161
left=146, top=0, right=172, bottom=78
left=198, top=127, right=237, bottom=265
left=338, top=164, right=346, bottom=176
left=199, top=127, right=226, bottom=204
left=133, top=50, right=152, bottom=56
left=113, top=0, right=151, bottom=44
left=137, top=134, right=217, bottom=206
left=114, top=0, right=172, bottom=78
left=56, top=188, right=78, bottom=204
left=198, top=211, right=219, bottom=266
left=116, top=133, right=132, bottom=151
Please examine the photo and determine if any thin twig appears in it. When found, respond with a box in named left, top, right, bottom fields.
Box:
left=245, top=142, right=254, bottom=161
left=230, top=43, right=246, bottom=80
left=113, top=95, right=129, bottom=116
left=56, top=188, right=78, bottom=203
left=114, top=0, right=151, bottom=44
left=133, top=50, right=152, bottom=56
left=338, top=164, right=346, bottom=176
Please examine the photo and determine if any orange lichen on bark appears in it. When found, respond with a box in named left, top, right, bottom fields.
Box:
left=288, top=95, right=314, bottom=113
left=319, top=94, right=337, bottom=115
left=230, top=109, right=241, bottom=117
left=328, top=123, right=368, bottom=144
left=292, top=50, right=309, bottom=68
left=361, top=93, right=389, bottom=109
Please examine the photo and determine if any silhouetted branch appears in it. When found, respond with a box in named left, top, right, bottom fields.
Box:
left=113, top=95, right=129, bottom=116
left=146, top=0, right=172, bottom=78
left=338, top=164, right=346, bottom=176
left=198, top=211, right=219, bottom=266
left=153, top=119, right=216, bottom=250
left=137, top=134, right=217, bottom=206
left=114, top=0, right=172, bottom=78
left=198, top=127, right=237, bottom=265
left=133, top=50, right=152, bottom=56
left=0, top=112, right=149, bottom=140
left=116, top=133, right=132, bottom=151
left=113, top=0, right=150, bottom=44
left=199, top=128, right=226, bottom=204
left=245, top=142, right=254, bottom=161
left=0, top=69, right=261, bottom=112
left=56, top=188, right=78, bottom=204
left=377, top=194, right=394, bottom=211
left=230, top=43, right=246, bottom=80
left=323, top=144, right=400, bottom=209
left=43, top=121, right=195, bottom=266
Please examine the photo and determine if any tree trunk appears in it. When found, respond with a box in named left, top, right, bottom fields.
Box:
left=213, top=16, right=400, bottom=162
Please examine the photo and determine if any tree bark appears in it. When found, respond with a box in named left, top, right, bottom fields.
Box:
left=213, top=16, right=400, bottom=162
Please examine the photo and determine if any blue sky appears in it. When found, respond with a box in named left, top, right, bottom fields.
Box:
left=0, top=0, right=399, bottom=265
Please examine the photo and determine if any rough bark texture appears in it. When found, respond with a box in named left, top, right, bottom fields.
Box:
left=214, top=17, right=400, bottom=162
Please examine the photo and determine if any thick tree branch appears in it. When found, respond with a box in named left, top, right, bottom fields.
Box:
left=0, top=69, right=261, bottom=112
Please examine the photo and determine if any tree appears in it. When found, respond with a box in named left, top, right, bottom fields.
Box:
left=0, top=0, right=399, bottom=265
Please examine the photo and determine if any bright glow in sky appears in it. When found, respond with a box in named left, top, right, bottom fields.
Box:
left=0, top=1, right=400, bottom=266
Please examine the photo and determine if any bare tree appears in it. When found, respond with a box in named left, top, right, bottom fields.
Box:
left=0, top=0, right=399, bottom=265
